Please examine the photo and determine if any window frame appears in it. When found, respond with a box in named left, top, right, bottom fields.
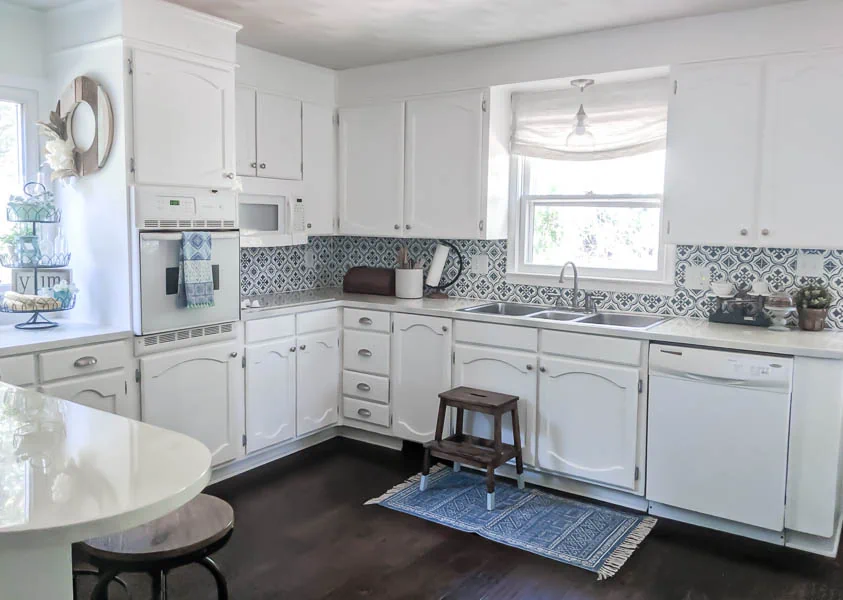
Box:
left=507, top=155, right=675, bottom=294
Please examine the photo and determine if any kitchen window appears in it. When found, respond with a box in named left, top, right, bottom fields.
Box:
left=509, top=75, right=672, bottom=290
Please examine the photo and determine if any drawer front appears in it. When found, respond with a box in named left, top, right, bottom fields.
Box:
left=540, top=330, right=642, bottom=366
left=343, top=308, right=390, bottom=333
left=454, top=320, right=538, bottom=352
left=343, top=396, right=390, bottom=427
left=40, top=341, right=130, bottom=383
left=297, top=308, right=340, bottom=334
left=342, top=370, right=389, bottom=404
left=343, top=330, right=390, bottom=376
left=245, top=315, right=295, bottom=343
left=0, top=354, right=36, bottom=386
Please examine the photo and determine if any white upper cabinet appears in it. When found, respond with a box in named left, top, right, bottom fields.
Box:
left=760, top=51, right=843, bottom=248
left=391, top=314, right=452, bottom=443
left=302, top=102, right=337, bottom=235
left=404, top=90, right=486, bottom=238
left=297, top=329, right=340, bottom=436
left=245, top=338, right=297, bottom=453
left=664, top=60, right=763, bottom=246
left=257, top=92, right=302, bottom=180
left=132, top=50, right=235, bottom=188
left=235, top=86, right=257, bottom=176
left=537, top=357, right=640, bottom=491
left=338, top=103, right=405, bottom=236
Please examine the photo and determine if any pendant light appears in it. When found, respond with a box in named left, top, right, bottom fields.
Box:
left=566, top=78, right=596, bottom=148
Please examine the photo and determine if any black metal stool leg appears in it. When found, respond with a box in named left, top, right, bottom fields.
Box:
left=198, top=556, right=229, bottom=600
left=150, top=570, right=168, bottom=600
left=74, top=568, right=132, bottom=600
left=91, top=568, right=120, bottom=600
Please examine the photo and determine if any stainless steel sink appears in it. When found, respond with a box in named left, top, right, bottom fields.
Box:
left=528, top=310, right=588, bottom=322
left=577, top=312, right=670, bottom=329
left=459, top=302, right=550, bottom=317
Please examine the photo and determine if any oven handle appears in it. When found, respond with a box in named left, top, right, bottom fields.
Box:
left=141, top=232, right=240, bottom=241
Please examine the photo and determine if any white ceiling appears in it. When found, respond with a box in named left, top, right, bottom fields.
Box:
left=171, top=0, right=791, bottom=70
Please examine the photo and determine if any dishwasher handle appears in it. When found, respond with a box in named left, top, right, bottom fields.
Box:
left=651, top=368, right=787, bottom=392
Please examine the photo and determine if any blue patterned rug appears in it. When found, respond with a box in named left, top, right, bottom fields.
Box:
left=366, top=464, right=656, bottom=580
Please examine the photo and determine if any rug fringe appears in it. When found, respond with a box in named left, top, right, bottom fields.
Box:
left=364, top=464, right=448, bottom=505
left=596, top=516, right=658, bottom=581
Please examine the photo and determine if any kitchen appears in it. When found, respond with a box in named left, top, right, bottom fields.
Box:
left=1, top=0, right=843, bottom=598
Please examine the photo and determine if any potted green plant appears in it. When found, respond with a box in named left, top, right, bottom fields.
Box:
left=793, top=283, right=833, bottom=331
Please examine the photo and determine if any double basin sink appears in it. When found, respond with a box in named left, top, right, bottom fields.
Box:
left=458, top=302, right=669, bottom=330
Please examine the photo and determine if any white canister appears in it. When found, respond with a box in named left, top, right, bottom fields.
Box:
left=395, top=268, right=424, bottom=299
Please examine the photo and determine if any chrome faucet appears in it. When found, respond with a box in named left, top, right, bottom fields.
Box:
left=557, top=261, right=597, bottom=312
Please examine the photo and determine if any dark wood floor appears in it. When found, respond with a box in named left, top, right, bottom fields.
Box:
left=75, top=438, right=843, bottom=599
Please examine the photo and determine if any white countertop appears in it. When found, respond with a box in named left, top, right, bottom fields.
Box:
left=0, top=382, right=211, bottom=548
left=243, top=288, right=843, bottom=360
left=0, top=323, right=133, bottom=358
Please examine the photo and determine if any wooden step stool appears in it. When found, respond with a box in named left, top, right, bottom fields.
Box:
left=421, top=385, right=524, bottom=510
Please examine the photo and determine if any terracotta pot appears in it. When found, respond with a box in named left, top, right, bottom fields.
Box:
left=798, top=308, right=828, bottom=331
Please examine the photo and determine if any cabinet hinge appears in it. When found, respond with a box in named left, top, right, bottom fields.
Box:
left=333, top=112, right=339, bottom=126
left=666, top=220, right=671, bottom=235
left=482, top=98, right=487, bottom=112
left=128, top=57, right=133, bottom=75
left=125, top=381, right=128, bottom=394
left=242, top=355, right=246, bottom=368
left=129, top=157, right=135, bottom=174
left=242, top=434, right=247, bottom=447
left=635, top=466, right=640, bottom=481
left=135, top=367, right=141, bottom=383
left=478, top=219, right=485, bottom=232
left=391, top=321, right=394, bottom=333
left=452, top=350, right=455, bottom=364
left=638, top=379, right=643, bottom=393
left=673, top=80, right=678, bottom=95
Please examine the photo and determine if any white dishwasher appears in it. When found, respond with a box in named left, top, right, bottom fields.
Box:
left=647, top=344, right=793, bottom=532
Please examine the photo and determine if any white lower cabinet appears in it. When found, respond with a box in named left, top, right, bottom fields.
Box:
left=391, top=314, right=452, bottom=442
left=41, top=371, right=129, bottom=416
left=297, top=329, right=340, bottom=436
left=537, top=356, right=640, bottom=490
left=245, top=338, right=297, bottom=454
left=140, top=340, right=244, bottom=467
left=453, top=344, right=537, bottom=466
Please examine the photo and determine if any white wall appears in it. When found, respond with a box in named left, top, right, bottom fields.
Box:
left=0, top=2, right=46, bottom=83
left=337, top=0, right=843, bottom=104
left=236, top=44, right=336, bottom=106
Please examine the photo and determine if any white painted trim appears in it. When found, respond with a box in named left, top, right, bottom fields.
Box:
left=338, top=425, right=404, bottom=451
left=0, top=84, right=40, bottom=185
left=785, top=513, right=843, bottom=558
left=648, top=501, right=785, bottom=546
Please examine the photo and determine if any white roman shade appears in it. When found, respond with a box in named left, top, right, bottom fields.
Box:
left=511, top=77, right=670, bottom=161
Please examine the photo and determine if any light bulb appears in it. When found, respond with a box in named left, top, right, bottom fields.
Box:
left=566, top=103, right=595, bottom=148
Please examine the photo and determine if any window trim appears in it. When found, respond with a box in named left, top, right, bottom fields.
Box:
left=507, top=155, right=676, bottom=295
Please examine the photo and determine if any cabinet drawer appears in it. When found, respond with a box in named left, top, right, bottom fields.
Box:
left=0, top=354, right=36, bottom=386
left=454, top=320, right=538, bottom=352
left=245, top=315, right=295, bottom=343
left=540, top=330, right=642, bottom=366
left=343, top=330, right=390, bottom=375
left=40, top=341, right=130, bottom=383
left=343, top=396, right=390, bottom=427
left=342, top=370, right=389, bottom=404
left=297, top=308, right=340, bottom=334
left=343, top=308, right=390, bottom=333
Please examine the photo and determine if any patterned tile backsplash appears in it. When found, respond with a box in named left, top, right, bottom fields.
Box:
left=241, top=238, right=843, bottom=329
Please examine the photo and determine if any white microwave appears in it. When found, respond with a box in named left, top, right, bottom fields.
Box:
left=239, top=186, right=308, bottom=248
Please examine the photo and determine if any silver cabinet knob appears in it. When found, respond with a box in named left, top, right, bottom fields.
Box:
left=405, top=224, right=411, bottom=230
left=299, top=344, right=306, bottom=350
left=442, top=325, right=448, bottom=332
left=290, top=347, right=296, bottom=352
left=357, top=408, right=372, bottom=418
left=73, top=356, right=98, bottom=368
left=761, top=228, right=770, bottom=236
left=307, top=223, right=312, bottom=229
left=357, top=383, right=371, bottom=392
left=740, top=228, right=748, bottom=236
left=359, top=317, right=373, bottom=325
left=358, top=349, right=372, bottom=357
left=230, top=352, right=238, bottom=358
left=526, top=364, right=534, bottom=371
left=259, top=163, right=266, bottom=169
left=394, top=224, right=400, bottom=230
left=224, top=172, right=235, bottom=179
left=539, top=366, right=547, bottom=373
left=250, top=162, right=257, bottom=168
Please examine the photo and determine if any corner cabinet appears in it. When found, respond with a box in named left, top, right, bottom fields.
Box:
left=391, top=314, right=452, bottom=442
left=302, top=102, right=337, bottom=235
left=140, top=340, right=244, bottom=467
left=536, top=357, right=640, bottom=490
left=245, top=338, right=297, bottom=453
left=130, top=49, right=236, bottom=188
left=296, top=329, right=340, bottom=436
left=338, top=103, right=405, bottom=236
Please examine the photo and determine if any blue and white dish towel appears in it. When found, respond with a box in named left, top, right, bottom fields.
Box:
left=178, top=232, right=215, bottom=308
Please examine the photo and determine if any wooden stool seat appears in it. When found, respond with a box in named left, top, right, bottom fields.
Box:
left=77, top=494, right=234, bottom=600
left=421, top=386, right=525, bottom=510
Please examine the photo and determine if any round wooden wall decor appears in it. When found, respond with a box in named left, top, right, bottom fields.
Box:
left=58, top=76, right=114, bottom=177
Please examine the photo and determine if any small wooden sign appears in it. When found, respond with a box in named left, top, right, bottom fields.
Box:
left=12, top=269, right=73, bottom=295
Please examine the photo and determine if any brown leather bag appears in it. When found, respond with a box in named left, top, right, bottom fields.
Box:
left=342, top=267, right=396, bottom=296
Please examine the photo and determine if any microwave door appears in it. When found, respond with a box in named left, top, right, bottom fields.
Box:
left=138, top=232, right=240, bottom=335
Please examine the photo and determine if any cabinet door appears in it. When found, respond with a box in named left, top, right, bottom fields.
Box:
left=236, top=86, right=257, bottom=176
left=297, top=330, right=340, bottom=436
left=41, top=371, right=128, bottom=416
left=453, top=344, right=537, bottom=466
left=760, top=51, right=843, bottom=248
left=537, top=356, right=639, bottom=490
left=140, top=341, right=244, bottom=466
left=245, top=338, right=296, bottom=453
left=132, top=50, right=235, bottom=188
left=405, top=91, right=485, bottom=238
left=257, top=92, right=302, bottom=180
left=338, top=103, right=404, bottom=235
left=302, top=102, right=336, bottom=235
left=664, top=61, right=763, bottom=245
left=391, top=314, right=452, bottom=442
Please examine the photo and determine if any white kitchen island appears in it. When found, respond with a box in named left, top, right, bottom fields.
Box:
left=0, top=382, right=211, bottom=600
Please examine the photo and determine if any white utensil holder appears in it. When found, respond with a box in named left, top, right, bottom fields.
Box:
left=395, top=268, right=423, bottom=299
